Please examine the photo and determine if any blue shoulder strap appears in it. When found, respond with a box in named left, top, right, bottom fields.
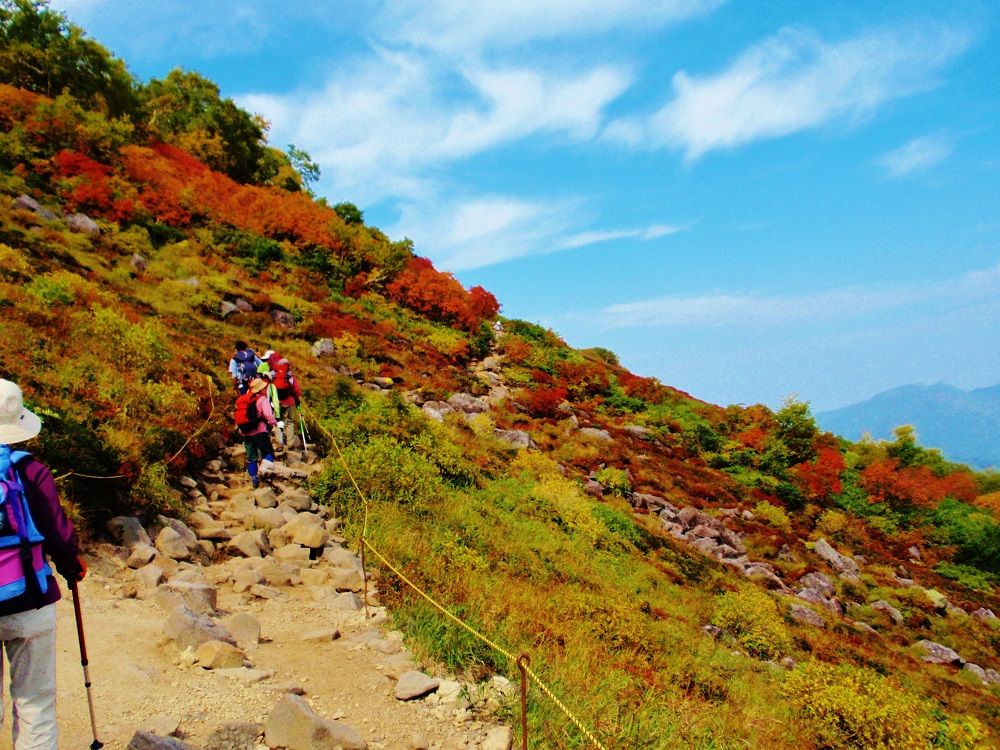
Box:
left=9, top=451, right=30, bottom=465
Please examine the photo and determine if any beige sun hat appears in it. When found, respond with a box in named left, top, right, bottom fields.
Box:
left=248, top=378, right=269, bottom=394
left=0, top=379, right=42, bottom=444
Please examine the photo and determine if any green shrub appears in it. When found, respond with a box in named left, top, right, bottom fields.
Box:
left=781, top=661, right=939, bottom=750
left=129, top=461, right=182, bottom=515
left=26, top=274, right=74, bottom=305
left=753, top=501, right=791, bottom=532
left=594, top=466, right=631, bottom=497
left=933, top=562, right=998, bottom=592
left=591, top=503, right=644, bottom=549
left=931, top=499, right=1000, bottom=574
left=711, top=587, right=791, bottom=659
left=313, top=436, right=445, bottom=517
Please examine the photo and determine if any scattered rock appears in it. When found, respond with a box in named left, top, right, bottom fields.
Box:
left=66, top=212, right=100, bottom=236
left=480, top=726, right=513, bottom=750
left=128, top=731, right=193, bottom=750
left=812, top=538, right=860, bottom=579
left=163, top=605, right=236, bottom=650
left=789, top=604, right=826, bottom=628
left=264, top=694, right=368, bottom=750
left=223, top=612, right=262, bottom=646
left=447, top=393, right=489, bottom=414
left=195, top=639, right=246, bottom=669
left=395, top=671, right=440, bottom=701
left=312, top=338, right=335, bottom=357
left=915, top=640, right=964, bottom=666
left=871, top=600, right=904, bottom=625
left=578, top=427, right=613, bottom=442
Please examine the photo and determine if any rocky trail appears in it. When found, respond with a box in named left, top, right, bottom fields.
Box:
left=7, top=441, right=516, bottom=750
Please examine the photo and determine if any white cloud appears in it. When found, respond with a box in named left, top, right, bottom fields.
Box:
left=606, top=24, right=970, bottom=160
left=391, top=196, right=578, bottom=270
left=598, top=263, right=1000, bottom=328
left=377, top=0, right=726, bottom=54
left=876, top=133, right=953, bottom=177
left=557, top=223, right=685, bottom=250
left=240, top=50, right=629, bottom=205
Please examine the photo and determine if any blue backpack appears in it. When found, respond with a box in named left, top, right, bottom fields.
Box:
left=234, top=349, right=259, bottom=382
left=0, top=451, right=51, bottom=601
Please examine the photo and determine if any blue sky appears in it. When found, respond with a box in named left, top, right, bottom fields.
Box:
left=55, top=0, right=1000, bottom=411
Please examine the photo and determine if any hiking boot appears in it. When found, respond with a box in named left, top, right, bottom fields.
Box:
left=251, top=476, right=260, bottom=489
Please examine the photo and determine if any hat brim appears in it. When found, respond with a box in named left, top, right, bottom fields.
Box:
left=0, top=407, right=41, bottom=444
left=249, top=381, right=269, bottom=394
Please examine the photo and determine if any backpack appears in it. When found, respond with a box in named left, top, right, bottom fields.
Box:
left=234, top=349, right=259, bottom=382
left=234, top=392, right=261, bottom=435
left=0, top=452, right=51, bottom=601
left=271, top=358, right=294, bottom=400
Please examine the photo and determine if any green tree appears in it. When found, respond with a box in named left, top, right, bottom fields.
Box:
left=140, top=68, right=271, bottom=183
left=287, top=144, right=320, bottom=188
left=0, top=0, right=139, bottom=117
left=333, top=201, right=364, bottom=225
left=774, top=395, right=818, bottom=465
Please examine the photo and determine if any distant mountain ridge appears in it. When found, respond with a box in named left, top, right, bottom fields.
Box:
left=817, top=383, right=1000, bottom=470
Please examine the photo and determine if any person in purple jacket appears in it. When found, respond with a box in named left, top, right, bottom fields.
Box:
left=0, top=378, right=84, bottom=749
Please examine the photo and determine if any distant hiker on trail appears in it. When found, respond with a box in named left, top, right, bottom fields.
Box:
left=0, top=379, right=85, bottom=749
left=234, top=377, right=278, bottom=488
left=262, top=350, right=303, bottom=447
left=228, top=340, right=262, bottom=394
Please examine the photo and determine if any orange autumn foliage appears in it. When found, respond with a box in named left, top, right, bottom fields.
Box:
left=860, top=459, right=977, bottom=508
left=386, top=256, right=498, bottom=332
left=791, top=446, right=845, bottom=501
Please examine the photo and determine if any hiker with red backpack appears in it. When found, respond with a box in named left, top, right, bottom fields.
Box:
left=261, top=350, right=303, bottom=447
left=0, top=379, right=86, bottom=748
left=234, top=377, right=279, bottom=488
left=228, top=340, right=262, bottom=395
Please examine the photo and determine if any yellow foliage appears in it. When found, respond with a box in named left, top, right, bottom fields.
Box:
left=974, top=491, right=1000, bottom=520
left=781, top=661, right=941, bottom=750
left=711, top=587, right=791, bottom=659
left=333, top=332, right=359, bottom=360
left=0, top=242, right=30, bottom=278
left=533, top=476, right=604, bottom=543
left=753, top=501, right=791, bottom=532
left=817, top=509, right=849, bottom=536
left=508, top=451, right=564, bottom=481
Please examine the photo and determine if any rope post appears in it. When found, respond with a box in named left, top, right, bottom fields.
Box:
left=360, top=539, right=370, bottom=620
left=517, top=653, right=530, bottom=750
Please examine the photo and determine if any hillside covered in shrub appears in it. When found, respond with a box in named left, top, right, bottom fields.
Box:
left=1, top=2, right=999, bottom=747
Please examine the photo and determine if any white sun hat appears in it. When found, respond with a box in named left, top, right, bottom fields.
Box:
left=0, top=379, right=42, bottom=444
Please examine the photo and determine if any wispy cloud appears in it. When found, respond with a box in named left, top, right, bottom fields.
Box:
left=240, top=51, right=630, bottom=205
left=876, top=133, right=953, bottom=177
left=377, top=0, right=726, bottom=54
left=557, top=224, right=686, bottom=250
left=597, top=264, right=1000, bottom=328
left=605, top=23, right=971, bottom=160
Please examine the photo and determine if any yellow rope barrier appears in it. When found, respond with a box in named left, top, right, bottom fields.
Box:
left=300, top=400, right=609, bottom=750
left=54, top=375, right=217, bottom=482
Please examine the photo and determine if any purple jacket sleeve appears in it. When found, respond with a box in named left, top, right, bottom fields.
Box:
left=21, top=458, right=82, bottom=580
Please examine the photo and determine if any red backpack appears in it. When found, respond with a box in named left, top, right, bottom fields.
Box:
left=271, top=357, right=294, bottom=399
left=234, top=392, right=261, bottom=435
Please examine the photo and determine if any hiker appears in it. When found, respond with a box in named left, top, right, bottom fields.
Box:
left=228, top=340, right=262, bottom=395
left=0, top=378, right=85, bottom=749
left=234, top=377, right=278, bottom=488
left=262, top=350, right=302, bottom=447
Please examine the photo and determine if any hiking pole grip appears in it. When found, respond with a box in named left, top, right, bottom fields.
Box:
left=70, top=581, right=104, bottom=749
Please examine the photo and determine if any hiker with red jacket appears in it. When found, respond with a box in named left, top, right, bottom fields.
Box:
left=234, top=377, right=278, bottom=488
left=0, top=378, right=85, bottom=748
left=261, top=350, right=303, bottom=447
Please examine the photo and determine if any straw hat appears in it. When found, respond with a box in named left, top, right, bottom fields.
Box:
left=0, top=379, right=42, bottom=444
left=248, top=378, right=269, bottom=394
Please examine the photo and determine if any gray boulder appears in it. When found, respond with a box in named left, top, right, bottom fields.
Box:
left=812, top=538, right=860, bottom=579
left=493, top=429, right=531, bottom=449
left=578, top=427, right=613, bottom=442
left=395, top=671, right=440, bottom=701
left=66, top=212, right=100, bottom=237
left=312, top=338, right=335, bottom=357
left=163, top=605, right=236, bottom=650
left=871, top=600, right=904, bottom=625
left=447, top=393, right=489, bottom=414
left=128, top=732, right=192, bottom=750
left=915, top=640, right=964, bottom=666
left=789, top=604, right=826, bottom=628
left=264, top=694, right=367, bottom=750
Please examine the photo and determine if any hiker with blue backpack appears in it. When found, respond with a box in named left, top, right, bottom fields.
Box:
left=228, top=340, right=262, bottom=394
left=234, top=377, right=279, bottom=488
left=0, top=378, right=85, bottom=749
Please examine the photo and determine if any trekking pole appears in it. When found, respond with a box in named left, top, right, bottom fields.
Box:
left=69, top=581, right=103, bottom=750
left=298, top=412, right=309, bottom=451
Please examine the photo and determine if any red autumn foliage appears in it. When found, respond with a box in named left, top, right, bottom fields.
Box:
left=386, top=256, right=499, bottom=332
left=523, top=386, right=569, bottom=418
left=558, top=360, right=612, bottom=401
left=860, top=459, right=978, bottom=508
left=619, top=372, right=667, bottom=402
left=736, top=427, right=769, bottom=452
left=791, top=446, right=845, bottom=501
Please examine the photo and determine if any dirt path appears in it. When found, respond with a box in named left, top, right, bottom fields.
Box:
left=0, top=448, right=512, bottom=750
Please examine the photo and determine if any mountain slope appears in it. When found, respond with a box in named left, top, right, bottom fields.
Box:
left=817, top=383, right=1000, bottom=469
